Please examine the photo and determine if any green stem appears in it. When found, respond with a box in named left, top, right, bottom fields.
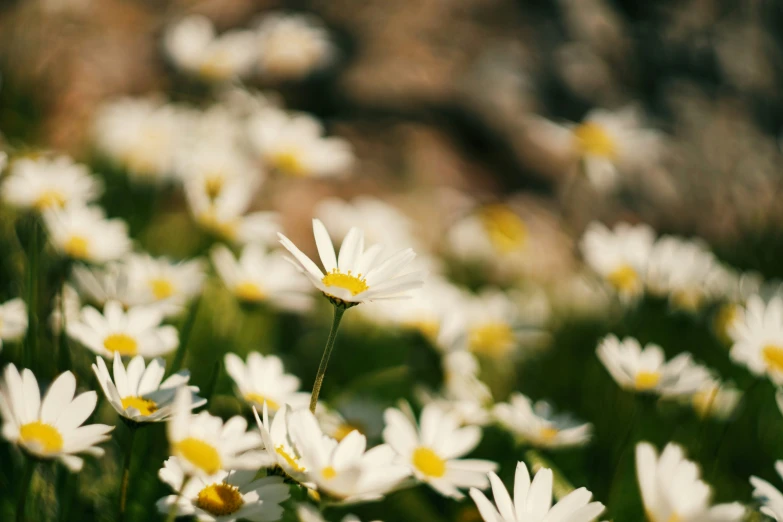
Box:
left=167, top=297, right=201, bottom=377
left=118, top=424, right=138, bottom=522
left=58, top=279, right=72, bottom=374
left=309, top=306, right=346, bottom=413
left=164, top=475, right=190, bottom=522
left=15, top=457, right=36, bottom=522
left=24, top=218, right=39, bottom=370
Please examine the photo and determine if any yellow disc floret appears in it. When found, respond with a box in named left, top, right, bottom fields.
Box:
left=20, top=421, right=63, bottom=454
left=63, top=235, right=90, bottom=259
left=479, top=204, right=527, bottom=254
left=573, top=122, right=616, bottom=158
left=763, top=344, right=783, bottom=374
left=537, top=426, right=559, bottom=444
left=196, top=483, right=244, bottom=516
left=121, top=396, right=158, bottom=416
left=244, top=394, right=279, bottom=411
left=321, top=466, right=337, bottom=480
left=103, top=333, right=138, bottom=356
left=469, top=322, right=515, bottom=358
left=234, top=282, right=266, bottom=302
left=634, top=371, right=661, bottom=391
left=35, top=190, right=67, bottom=210
left=272, top=150, right=305, bottom=176
left=321, top=270, right=369, bottom=296
left=607, top=264, right=639, bottom=294
left=175, top=438, right=222, bottom=475
left=412, top=446, right=446, bottom=478
left=149, top=278, right=175, bottom=300
left=276, top=445, right=306, bottom=472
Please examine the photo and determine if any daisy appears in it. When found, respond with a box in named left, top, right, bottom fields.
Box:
left=447, top=204, right=528, bottom=262
left=252, top=403, right=310, bottom=483
left=247, top=108, right=353, bottom=178
left=174, top=139, right=261, bottom=202
left=0, top=364, right=113, bottom=471
left=0, top=298, right=28, bottom=351
left=493, top=393, right=591, bottom=449
left=124, top=253, right=206, bottom=317
left=255, top=12, right=336, bottom=81
left=728, top=295, right=783, bottom=384
left=580, top=221, right=656, bottom=301
left=72, top=262, right=136, bottom=308
left=636, top=442, right=744, bottom=522
left=157, top=457, right=289, bottom=522
left=92, top=353, right=205, bottom=424
left=751, top=462, right=783, bottom=521
left=168, top=388, right=272, bottom=478
left=211, top=244, right=313, bottom=312
left=224, top=352, right=311, bottom=414
left=67, top=300, right=178, bottom=359
left=687, top=378, right=741, bottom=420
left=383, top=402, right=497, bottom=499
left=597, top=335, right=712, bottom=396
left=1, top=155, right=102, bottom=211
left=278, top=218, right=424, bottom=307
left=469, top=461, right=605, bottom=522
left=43, top=205, right=132, bottom=263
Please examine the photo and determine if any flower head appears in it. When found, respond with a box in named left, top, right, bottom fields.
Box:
left=253, top=403, right=310, bottom=482
left=224, top=352, right=310, bottom=414
left=124, top=253, right=206, bottom=317
left=0, top=298, right=28, bottom=351
left=729, top=295, right=783, bottom=384
left=44, top=205, right=132, bottom=263
left=493, top=393, right=591, bottom=449
left=255, top=12, right=336, bottom=81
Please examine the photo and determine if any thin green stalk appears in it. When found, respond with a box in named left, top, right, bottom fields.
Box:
left=24, top=218, right=39, bottom=370
left=310, top=306, right=346, bottom=413
left=58, top=280, right=71, bottom=374
left=203, top=358, right=222, bottom=406
left=165, top=475, right=190, bottom=522
left=167, top=297, right=201, bottom=377
left=118, top=424, right=138, bottom=522
left=15, top=457, right=36, bottom=522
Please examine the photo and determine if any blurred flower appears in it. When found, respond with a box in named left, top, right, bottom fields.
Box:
left=580, top=222, right=656, bottom=301
left=0, top=364, right=113, bottom=471
left=296, top=504, right=380, bottom=522
left=255, top=12, right=336, bottom=81
left=211, top=244, right=313, bottom=312
left=728, top=295, right=783, bottom=384
left=493, top=393, right=591, bottom=449
left=92, top=353, right=204, bottom=424
left=711, top=270, right=763, bottom=344
left=72, top=262, right=134, bottom=308
left=43, top=205, right=132, bottom=263
left=0, top=151, right=7, bottom=172
left=383, top=402, right=497, bottom=499
left=68, top=300, right=178, bottom=359
left=164, top=15, right=257, bottom=82
left=751, top=462, right=783, bottom=521
left=1, top=156, right=102, bottom=212
left=124, top=253, right=206, bottom=317
left=248, top=108, right=353, bottom=178
left=168, top=388, right=272, bottom=478
left=636, top=442, right=745, bottom=522
left=175, top=139, right=262, bottom=203
left=447, top=204, right=528, bottom=263
left=224, top=352, right=311, bottom=414
left=253, top=404, right=310, bottom=483
left=278, top=219, right=424, bottom=307
left=687, top=378, right=742, bottom=420
left=0, top=298, right=27, bottom=351
left=469, top=461, right=605, bottom=522
left=157, top=457, right=289, bottom=521
left=597, top=335, right=713, bottom=396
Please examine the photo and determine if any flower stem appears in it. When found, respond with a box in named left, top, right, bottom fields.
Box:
left=58, top=279, right=72, bottom=374
left=165, top=475, right=190, bottom=522
left=309, top=305, right=346, bottom=413
left=167, top=296, right=201, bottom=377
left=15, top=457, right=36, bottom=522
left=24, top=217, right=40, bottom=370
left=118, top=424, right=138, bottom=522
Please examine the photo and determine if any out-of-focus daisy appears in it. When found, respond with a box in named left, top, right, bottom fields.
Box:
left=125, top=253, right=206, bottom=317
left=580, top=222, right=655, bottom=301
left=687, top=378, right=742, bottom=420
left=157, top=457, right=289, bottom=522
left=224, top=352, right=311, bottom=414
left=751, top=462, right=783, bottom=521
left=72, top=262, right=135, bottom=308
left=92, top=353, right=205, bottom=424
left=44, top=205, right=132, bottom=263
left=493, top=393, right=591, bottom=449
left=636, top=442, right=744, bottom=522
left=0, top=298, right=28, bottom=351
left=0, top=364, right=113, bottom=471
left=168, top=388, right=272, bottom=478
left=164, top=15, right=257, bottom=82
left=174, top=140, right=261, bottom=202
left=248, top=108, right=353, bottom=178
left=296, top=504, right=380, bottom=522
left=278, top=219, right=424, bottom=307
left=470, top=461, right=605, bottom=522
left=67, top=300, right=178, bottom=359
left=211, top=244, right=312, bottom=312
left=1, top=156, right=102, bottom=211
left=597, top=335, right=712, bottom=396
left=255, top=12, right=335, bottom=81
left=728, top=295, right=783, bottom=384
left=252, top=404, right=310, bottom=483
left=383, top=402, right=497, bottom=499
left=711, top=270, right=762, bottom=344
left=447, top=204, right=528, bottom=263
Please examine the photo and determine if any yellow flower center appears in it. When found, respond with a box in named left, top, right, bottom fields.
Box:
left=573, top=122, right=616, bottom=158
left=175, top=438, right=222, bottom=475
left=321, top=270, right=369, bottom=296
left=204, top=176, right=224, bottom=200
left=244, top=393, right=279, bottom=411
left=34, top=190, right=66, bottom=210
left=63, top=235, right=90, bottom=259
left=199, top=53, right=234, bottom=81
left=196, top=483, right=244, bottom=516
left=273, top=150, right=305, bottom=176
left=538, top=426, right=559, bottom=443
left=469, top=322, right=515, bottom=357
left=275, top=445, right=306, bottom=472
left=763, top=344, right=783, bottom=374
left=19, top=421, right=63, bottom=454
left=714, top=304, right=739, bottom=342
left=412, top=446, right=446, bottom=478
left=103, top=333, right=138, bottom=356
left=149, top=278, right=175, bottom=300
left=634, top=371, right=661, bottom=391
left=333, top=423, right=362, bottom=441
left=121, top=396, right=158, bottom=416
left=478, top=205, right=527, bottom=254
left=607, top=264, right=639, bottom=293
left=321, top=466, right=337, bottom=480
left=671, top=289, right=702, bottom=311
left=234, top=282, right=266, bottom=302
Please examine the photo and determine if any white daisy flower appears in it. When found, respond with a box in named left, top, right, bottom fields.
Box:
left=72, top=262, right=136, bottom=308
left=636, top=442, right=744, bottom=522
left=447, top=204, right=529, bottom=263
left=687, top=378, right=742, bottom=420
left=1, top=156, right=102, bottom=211
left=383, top=402, right=497, bottom=499
left=43, top=205, right=132, bottom=263
left=469, top=461, right=605, bottom=522
left=124, top=253, right=206, bottom=317
left=92, top=353, right=205, bottom=424
left=174, top=139, right=261, bottom=202
left=296, top=504, right=380, bottom=522
left=255, top=12, right=336, bottom=81
left=157, top=457, right=289, bottom=522
left=247, top=108, right=353, bottom=178
left=224, top=352, right=311, bottom=414
left=211, top=244, right=313, bottom=312
left=728, top=295, right=783, bottom=384
left=751, top=461, right=783, bottom=521
left=580, top=221, right=656, bottom=301
left=67, top=300, right=178, bottom=359
left=164, top=15, right=257, bottom=82
left=252, top=403, right=310, bottom=483
left=168, top=388, right=272, bottom=478
left=597, top=335, right=713, bottom=396
left=0, top=364, right=113, bottom=471
left=278, top=218, right=424, bottom=307
left=493, top=393, right=591, bottom=449
left=0, top=298, right=28, bottom=351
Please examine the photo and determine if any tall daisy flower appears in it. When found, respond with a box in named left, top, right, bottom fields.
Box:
left=470, top=461, right=605, bottom=522
left=751, top=462, right=783, bottom=521
left=252, top=404, right=310, bottom=483
left=255, top=12, right=336, bottom=81
left=729, top=295, right=783, bottom=384
left=383, top=402, right=497, bottom=499
left=67, top=300, right=178, bottom=359
left=0, top=364, right=113, bottom=471
left=0, top=298, right=28, bottom=352
left=157, top=457, right=290, bottom=522
left=43, top=205, right=132, bottom=263
left=1, top=156, right=102, bottom=211
left=493, top=393, right=591, bottom=449
left=224, top=352, right=311, bottom=414
left=636, top=442, right=744, bottom=522
left=125, top=253, right=206, bottom=317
